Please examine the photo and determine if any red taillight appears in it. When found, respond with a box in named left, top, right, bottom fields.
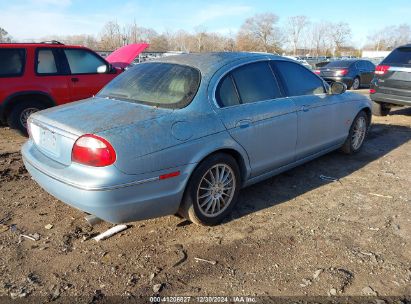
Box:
left=375, top=65, right=390, bottom=75
left=314, top=69, right=321, bottom=75
left=72, top=134, right=116, bottom=167
left=370, top=88, right=376, bottom=94
left=336, top=69, right=348, bottom=76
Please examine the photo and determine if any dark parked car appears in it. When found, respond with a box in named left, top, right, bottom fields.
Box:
left=314, top=60, right=375, bottom=90
left=370, top=44, right=411, bottom=116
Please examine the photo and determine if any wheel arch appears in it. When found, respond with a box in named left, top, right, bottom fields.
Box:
left=360, top=106, right=372, bottom=126
left=2, top=91, right=56, bottom=121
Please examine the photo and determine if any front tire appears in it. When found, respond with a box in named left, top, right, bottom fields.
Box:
left=341, top=111, right=369, bottom=154
left=372, top=101, right=390, bottom=116
left=179, top=153, right=241, bottom=226
left=7, top=100, right=46, bottom=136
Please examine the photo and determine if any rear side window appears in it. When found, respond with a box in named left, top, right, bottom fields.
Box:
left=0, top=48, right=25, bottom=77
left=37, top=49, right=58, bottom=74
left=231, top=62, right=281, bottom=104
left=383, top=47, right=411, bottom=65
left=64, top=49, right=107, bottom=74
left=273, top=61, right=325, bottom=97
left=217, top=75, right=240, bottom=107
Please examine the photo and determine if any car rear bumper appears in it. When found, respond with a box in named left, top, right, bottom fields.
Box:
left=370, top=92, right=411, bottom=106
left=322, top=76, right=353, bottom=87
left=22, top=141, right=194, bottom=224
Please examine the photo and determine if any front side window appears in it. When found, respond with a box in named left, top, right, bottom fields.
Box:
left=231, top=62, right=282, bottom=104
left=98, top=62, right=200, bottom=109
left=64, top=49, right=106, bottom=74
left=0, top=48, right=25, bottom=77
left=273, top=61, right=325, bottom=97
left=36, top=49, right=58, bottom=74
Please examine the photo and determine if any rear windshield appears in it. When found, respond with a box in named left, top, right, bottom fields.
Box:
left=383, top=47, right=411, bottom=65
left=98, top=62, right=201, bottom=108
left=0, top=48, right=25, bottom=77
left=323, top=60, right=354, bottom=68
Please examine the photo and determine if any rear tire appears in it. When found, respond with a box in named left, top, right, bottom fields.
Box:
left=179, top=153, right=241, bottom=226
left=350, top=77, right=360, bottom=90
left=341, top=111, right=369, bottom=154
left=372, top=101, right=390, bottom=116
left=7, top=100, right=46, bottom=136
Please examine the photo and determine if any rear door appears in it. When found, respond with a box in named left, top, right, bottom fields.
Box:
left=357, top=61, right=373, bottom=85
left=35, top=48, right=71, bottom=105
left=272, top=60, right=350, bottom=160
left=215, top=61, right=297, bottom=178
left=377, top=47, right=411, bottom=97
left=62, top=48, right=117, bottom=101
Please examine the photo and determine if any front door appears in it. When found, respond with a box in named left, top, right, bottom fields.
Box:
left=62, top=48, right=116, bottom=101
left=271, top=60, right=349, bottom=160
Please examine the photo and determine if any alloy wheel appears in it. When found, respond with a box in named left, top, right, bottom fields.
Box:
left=351, top=116, right=367, bottom=150
left=20, top=108, right=39, bottom=129
left=196, top=164, right=236, bottom=218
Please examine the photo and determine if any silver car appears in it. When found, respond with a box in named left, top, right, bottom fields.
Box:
left=22, top=53, right=371, bottom=226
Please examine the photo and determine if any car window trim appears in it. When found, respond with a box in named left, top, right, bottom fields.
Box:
left=0, top=48, right=26, bottom=78
left=214, top=60, right=285, bottom=109
left=35, top=47, right=66, bottom=76
left=63, top=48, right=109, bottom=76
left=270, top=60, right=327, bottom=98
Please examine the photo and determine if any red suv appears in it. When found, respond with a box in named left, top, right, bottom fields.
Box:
left=0, top=41, right=148, bottom=135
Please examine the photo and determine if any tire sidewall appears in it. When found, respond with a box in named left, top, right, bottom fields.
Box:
left=185, top=154, right=241, bottom=225
left=351, top=77, right=360, bottom=90
left=7, top=100, right=46, bottom=136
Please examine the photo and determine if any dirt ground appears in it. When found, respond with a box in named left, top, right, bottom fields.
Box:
left=0, top=92, right=410, bottom=302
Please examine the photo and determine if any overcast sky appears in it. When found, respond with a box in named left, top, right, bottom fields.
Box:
left=1, top=0, right=410, bottom=47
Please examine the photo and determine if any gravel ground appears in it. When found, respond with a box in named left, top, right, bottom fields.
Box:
left=0, top=94, right=410, bottom=302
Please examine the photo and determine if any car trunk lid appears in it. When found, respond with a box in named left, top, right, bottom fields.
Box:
left=29, top=97, right=168, bottom=166
left=319, top=67, right=347, bottom=77
left=106, top=43, right=149, bottom=69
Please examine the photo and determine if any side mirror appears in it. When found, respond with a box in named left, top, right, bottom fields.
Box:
left=97, top=65, right=108, bottom=74
left=330, top=82, right=347, bottom=95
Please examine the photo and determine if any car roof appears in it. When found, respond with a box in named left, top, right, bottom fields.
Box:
left=0, top=42, right=88, bottom=49
left=151, top=52, right=282, bottom=76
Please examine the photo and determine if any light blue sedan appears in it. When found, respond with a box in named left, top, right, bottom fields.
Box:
left=22, top=53, right=371, bottom=226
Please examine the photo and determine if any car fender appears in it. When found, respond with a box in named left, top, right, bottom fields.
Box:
left=1, top=90, right=56, bottom=120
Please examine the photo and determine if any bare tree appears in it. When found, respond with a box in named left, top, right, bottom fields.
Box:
left=237, top=13, right=282, bottom=53
left=285, top=16, right=309, bottom=55
left=99, top=21, right=122, bottom=50
left=330, top=22, right=351, bottom=56
left=0, top=27, right=12, bottom=42
left=365, top=24, right=411, bottom=51
left=307, top=21, right=333, bottom=56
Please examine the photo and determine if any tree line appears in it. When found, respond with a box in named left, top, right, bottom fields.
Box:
left=2, top=13, right=410, bottom=55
